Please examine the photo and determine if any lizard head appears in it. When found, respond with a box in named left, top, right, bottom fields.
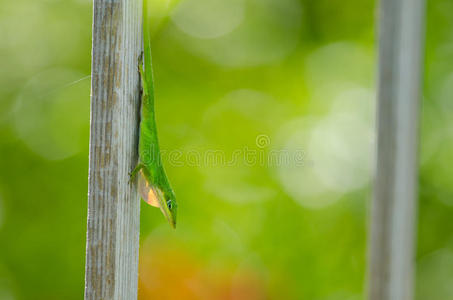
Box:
left=138, top=172, right=177, bottom=228
left=157, top=187, right=177, bottom=229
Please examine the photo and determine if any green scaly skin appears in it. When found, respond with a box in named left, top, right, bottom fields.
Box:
left=131, top=0, right=177, bottom=228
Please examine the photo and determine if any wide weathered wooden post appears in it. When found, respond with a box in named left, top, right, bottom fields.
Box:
left=85, top=0, right=142, bottom=299
left=368, top=0, right=425, bottom=299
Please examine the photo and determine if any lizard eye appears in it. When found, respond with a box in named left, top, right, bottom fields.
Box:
left=167, top=199, right=172, bottom=209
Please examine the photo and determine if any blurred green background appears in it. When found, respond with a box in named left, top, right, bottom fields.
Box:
left=1, top=0, right=453, bottom=299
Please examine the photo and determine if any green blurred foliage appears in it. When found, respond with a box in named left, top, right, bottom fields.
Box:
left=0, top=0, right=452, bottom=299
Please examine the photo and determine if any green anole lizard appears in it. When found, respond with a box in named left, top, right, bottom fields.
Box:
left=130, top=0, right=177, bottom=228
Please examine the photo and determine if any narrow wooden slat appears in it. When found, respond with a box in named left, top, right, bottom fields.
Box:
left=85, top=0, right=142, bottom=299
left=368, top=0, right=425, bottom=299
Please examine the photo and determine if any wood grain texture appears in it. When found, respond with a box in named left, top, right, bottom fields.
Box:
left=85, top=0, right=142, bottom=299
left=368, top=0, right=425, bottom=299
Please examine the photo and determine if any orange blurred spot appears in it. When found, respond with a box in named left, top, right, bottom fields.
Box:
left=138, top=240, right=275, bottom=300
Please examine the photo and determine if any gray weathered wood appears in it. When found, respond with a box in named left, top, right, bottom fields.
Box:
left=368, top=0, right=425, bottom=299
left=85, top=0, right=142, bottom=299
